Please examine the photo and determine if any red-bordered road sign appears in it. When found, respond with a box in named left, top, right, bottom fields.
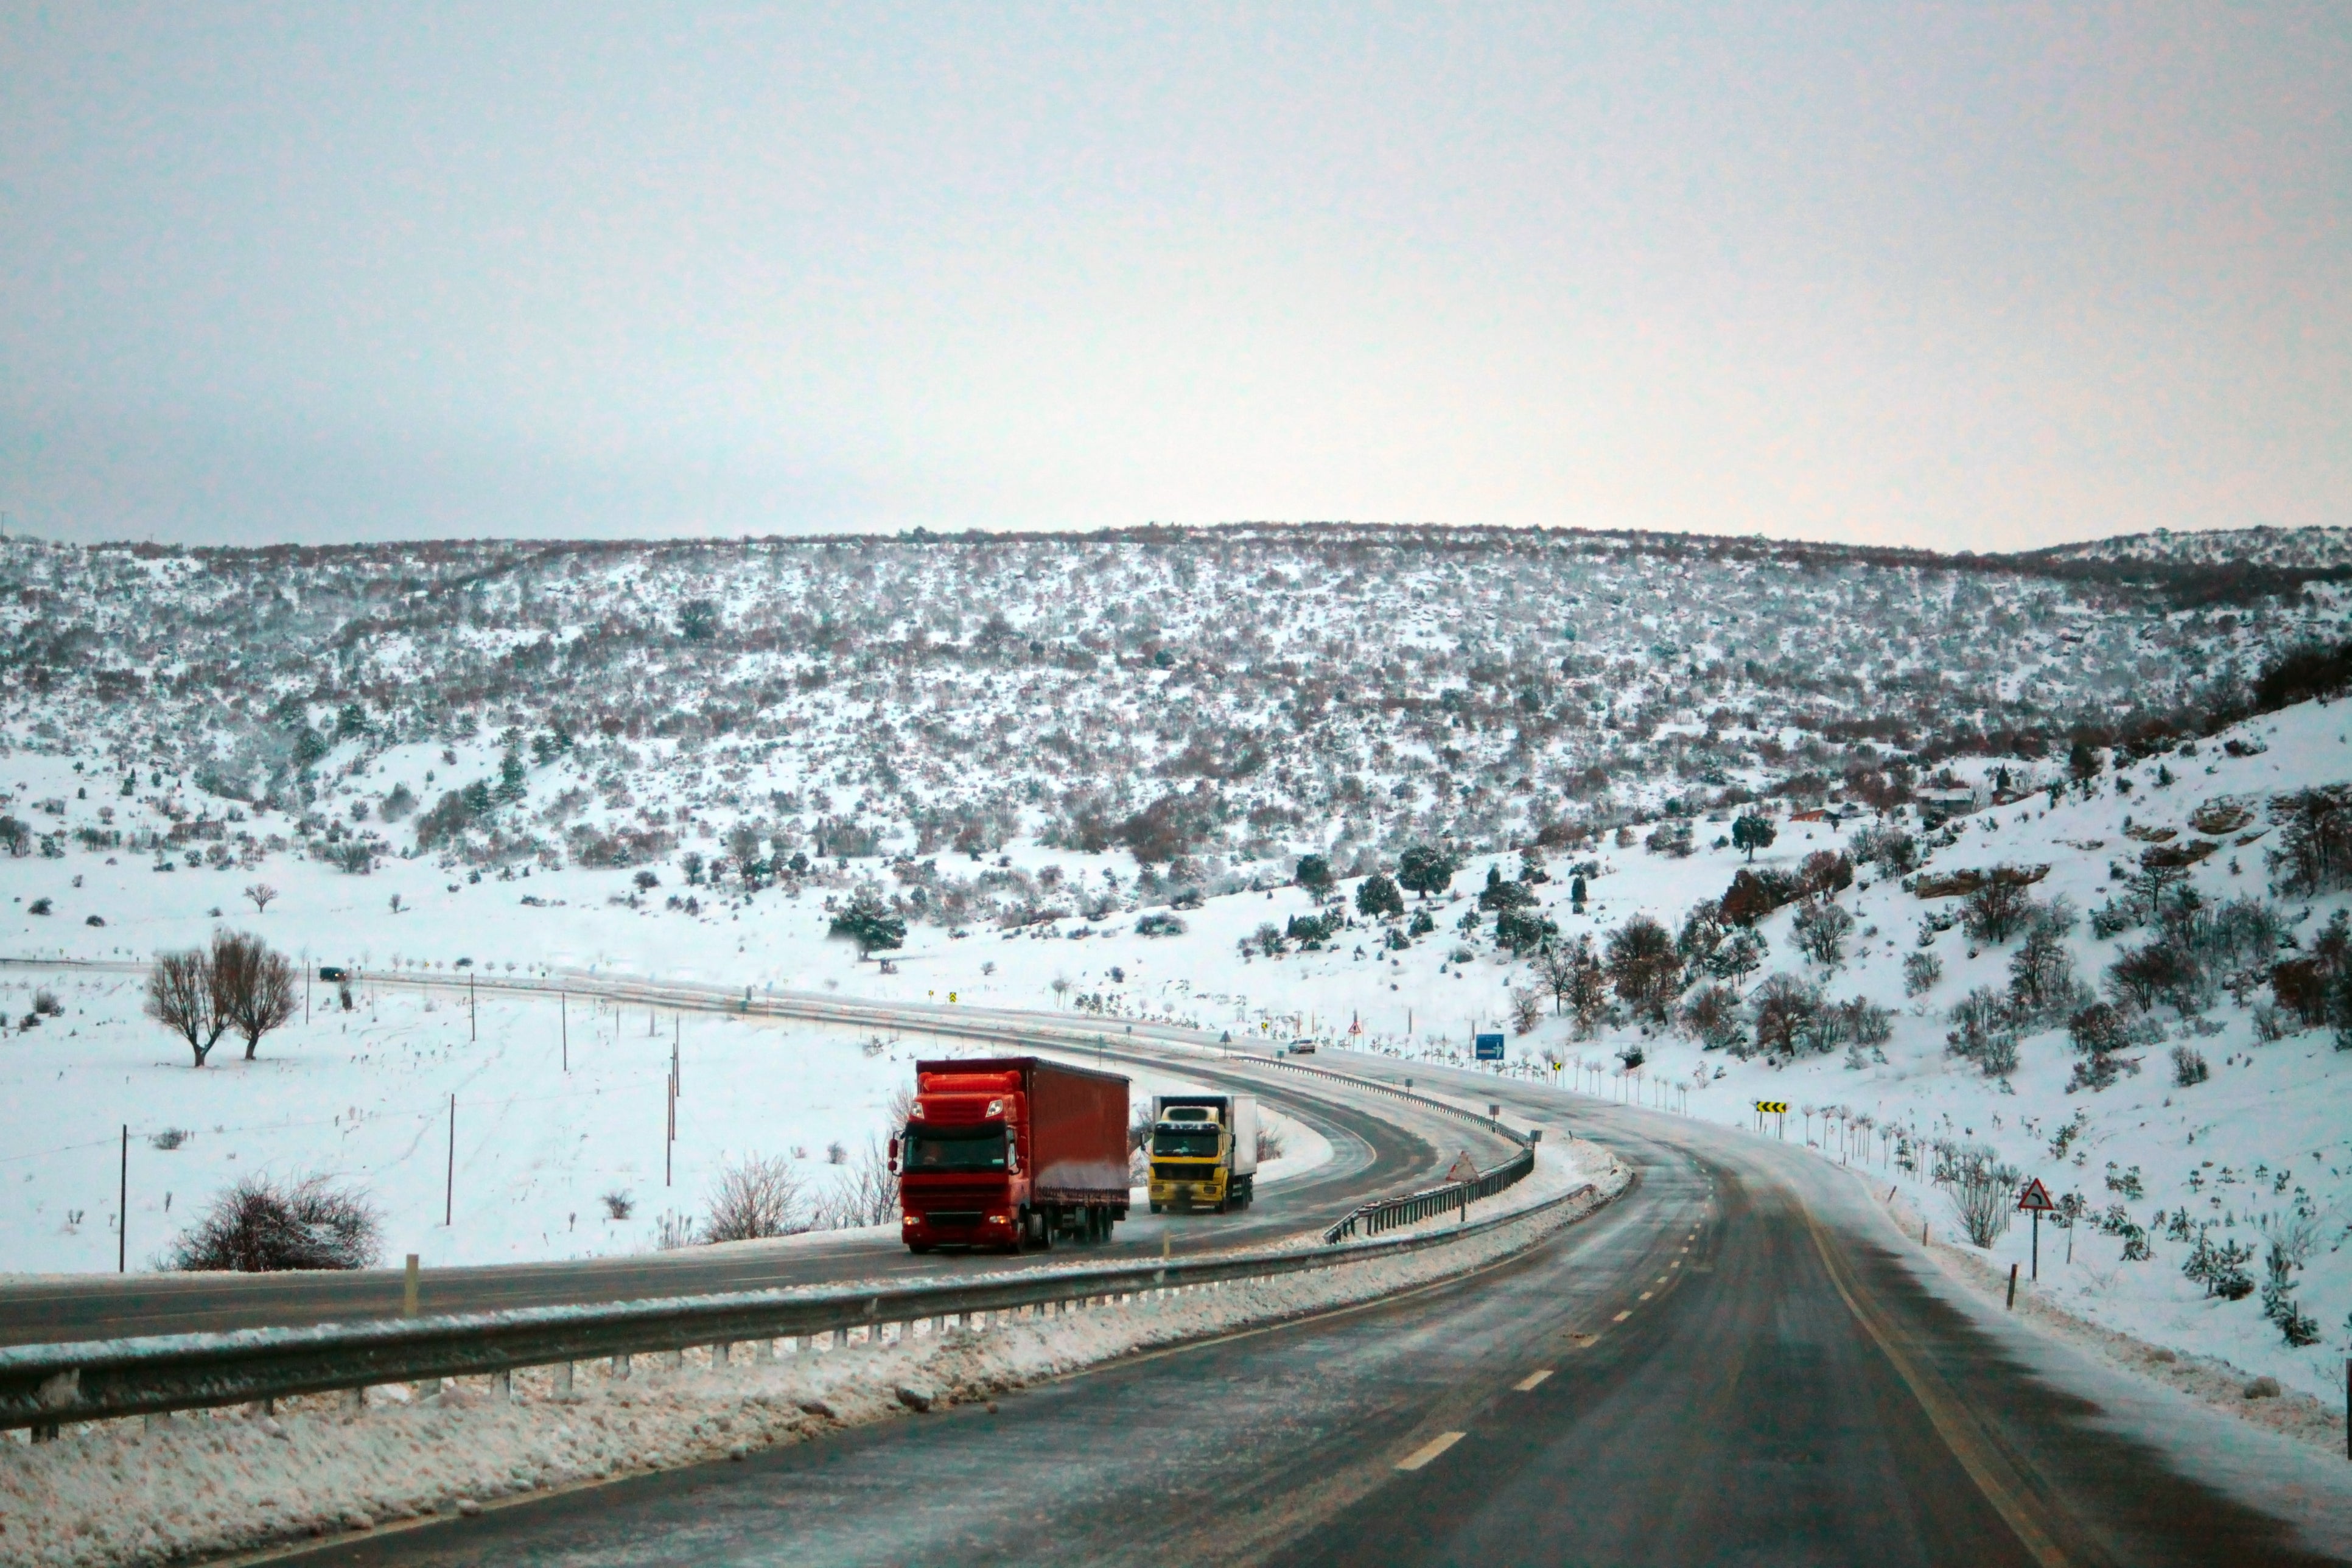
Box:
left=2017, top=1177, right=2056, bottom=1213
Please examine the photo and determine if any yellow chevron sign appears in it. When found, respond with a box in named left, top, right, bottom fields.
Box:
left=1754, top=1100, right=1789, bottom=1114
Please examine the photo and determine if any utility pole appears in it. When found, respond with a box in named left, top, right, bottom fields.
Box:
left=560, top=991, right=568, bottom=1073
left=469, top=972, right=477, bottom=1043
left=117, top=1125, right=128, bottom=1273
left=444, top=1095, right=455, bottom=1227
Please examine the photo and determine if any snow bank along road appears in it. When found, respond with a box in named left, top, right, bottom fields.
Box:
left=0, top=980, right=1520, bottom=1347
left=262, top=1052, right=2352, bottom=1568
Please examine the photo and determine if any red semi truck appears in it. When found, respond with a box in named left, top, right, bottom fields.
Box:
left=892, top=1056, right=1130, bottom=1253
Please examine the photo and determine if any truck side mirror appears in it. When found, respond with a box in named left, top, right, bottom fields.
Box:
left=887, top=1136, right=900, bottom=1174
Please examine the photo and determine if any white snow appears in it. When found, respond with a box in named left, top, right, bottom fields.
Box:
left=0, top=983, right=1329, bottom=1277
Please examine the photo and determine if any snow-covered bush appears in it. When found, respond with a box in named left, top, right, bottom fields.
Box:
left=167, top=1174, right=382, bottom=1272
left=1945, top=987, right=2020, bottom=1077
left=1901, top=950, right=1942, bottom=997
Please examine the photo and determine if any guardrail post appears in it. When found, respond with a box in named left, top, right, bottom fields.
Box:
left=611, top=1353, right=631, bottom=1379
left=555, top=1362, right=575, bottom=1396
left=491, top=1370, right=513, bottom=1401
left=713, top=1341, right=732, bottom=1368
left=831, top=1327, right=849, bottom=1349
left=343, top=1387, right=366, bottom=1415
left=661, top=1349, right=684, bottom=1371
left=750, top=1338, right=773, bottom=1363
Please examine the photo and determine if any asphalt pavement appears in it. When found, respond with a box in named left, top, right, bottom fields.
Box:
left=247, top=1062, right=2352, bottom=1568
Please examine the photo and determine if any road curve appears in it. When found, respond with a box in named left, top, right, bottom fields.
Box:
left=253, top=1054, right=2352, bottom=1568
left=0, top=1026, right=1510, bottom=1348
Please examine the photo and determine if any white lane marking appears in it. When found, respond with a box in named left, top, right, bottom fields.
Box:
left=1612, top=1309, right=1632, bottom=1321
left=1514, top=1370, right=1553, bottom=1392
left=1396, top=1432, right=1467, bottom=1471
left=1639, top=1291, right=1654, bottom=1300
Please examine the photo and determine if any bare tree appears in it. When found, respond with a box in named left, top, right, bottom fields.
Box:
left=212, top=931, right=297, bottom=1060
left=1508, top=984, right=1545, bottom=1035
left=146, top=948, right=229, bottom=1067
left=244, top=882, right=278, bottom=914
left=1533, top=942, right=1577, bottom=1015
left=813, top=1136, right=901, bottom=1228
left=703, top=1153, right=805, bottom=1242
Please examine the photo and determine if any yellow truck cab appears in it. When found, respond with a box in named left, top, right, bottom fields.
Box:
left=1146, top=1094, right=1260, bottom=1214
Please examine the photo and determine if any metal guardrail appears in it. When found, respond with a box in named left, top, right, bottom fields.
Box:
left=1320, top=1145, right=1538, bottom=1244
left=0, top=1174, right=1597, bottom=1434
left=1261, top=1055, right=1544, bottom=1244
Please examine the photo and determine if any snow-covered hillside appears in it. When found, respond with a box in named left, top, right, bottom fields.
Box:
left=2035, top=526, right=2352, bottom=572
left=4, top=522, right=2351, bottom=1415
left=3, top=525, right=2347, bottom=912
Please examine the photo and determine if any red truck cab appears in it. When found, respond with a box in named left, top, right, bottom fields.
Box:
left=893, top=1056, right=1129, bottom=1253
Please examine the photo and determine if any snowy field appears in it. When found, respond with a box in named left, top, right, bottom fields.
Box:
left=0, top=975, right=1324, bottom=1276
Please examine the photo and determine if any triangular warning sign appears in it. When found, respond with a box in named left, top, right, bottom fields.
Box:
left=2016, top=1177, right=2056, bottom=1213
left=1446, top=1150, right=1480, bottom=1183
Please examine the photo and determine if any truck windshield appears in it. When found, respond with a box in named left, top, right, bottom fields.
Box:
left=1151, top=1126, right=1222, bottom=1158
left=903, top=1124, right=1011, bottom=1172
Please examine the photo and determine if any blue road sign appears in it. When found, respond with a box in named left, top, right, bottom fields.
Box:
left=1474, top=1032, right=1505, bottom=1061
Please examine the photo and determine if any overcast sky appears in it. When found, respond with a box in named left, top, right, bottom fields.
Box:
left=2, top=4, right=2345, bottom=550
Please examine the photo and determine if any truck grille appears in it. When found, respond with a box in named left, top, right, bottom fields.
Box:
left=923, top=1211, right=984, bottom=1227
left=1151, top=1164, right=1209, bottom=1183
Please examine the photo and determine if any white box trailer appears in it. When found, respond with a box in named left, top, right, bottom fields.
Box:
left=1146, top=1093, right=1259, bottom=1212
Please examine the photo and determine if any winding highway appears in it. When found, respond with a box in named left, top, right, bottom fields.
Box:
left=10, top=976, right=2351, bottom=1565
left=0, top=1042, right=1507, bottom=1346
left=247, top=1048, right=2352, bottom=1568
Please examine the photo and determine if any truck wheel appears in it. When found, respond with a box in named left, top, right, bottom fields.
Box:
left=1149, top=1200, right=1163, bottom=1215
left=908, top=1243, right=934, bottom=1255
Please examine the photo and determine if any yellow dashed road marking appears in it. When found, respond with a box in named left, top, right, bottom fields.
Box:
left=1397, top=1432, right=1466, bottom=1471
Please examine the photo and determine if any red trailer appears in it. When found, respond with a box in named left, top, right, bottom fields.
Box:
left=892, top=1056, right=1130, bottom=1253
